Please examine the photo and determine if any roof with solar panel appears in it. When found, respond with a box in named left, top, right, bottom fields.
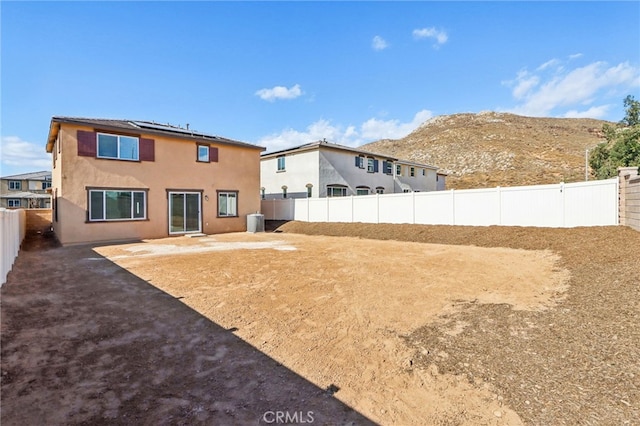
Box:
left=49, top=117, right=264, bottom=150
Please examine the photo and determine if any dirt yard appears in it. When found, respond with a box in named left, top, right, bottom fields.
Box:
left=2, top=222, right=639, bottom=425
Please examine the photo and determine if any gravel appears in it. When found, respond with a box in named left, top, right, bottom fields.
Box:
left=276, top=221, right=640, bottom=425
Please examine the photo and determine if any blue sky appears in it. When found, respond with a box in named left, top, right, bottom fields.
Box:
left=2, top=1, right=639, bottom=177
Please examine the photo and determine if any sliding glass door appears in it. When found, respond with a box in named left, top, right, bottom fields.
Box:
left=169, top=192, right=201, bottom=234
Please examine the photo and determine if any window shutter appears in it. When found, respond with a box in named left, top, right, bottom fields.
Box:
left=77, top=130, right=97, bottom=157
left=355, top=155, right=360, bottom=167
left=374, top=160, right=379, bottom=173
left=139, top=138, right=155, bottom=161
left=209, top=147, right=219, bottom=162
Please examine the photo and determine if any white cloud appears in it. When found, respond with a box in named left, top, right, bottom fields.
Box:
left=255, top=84, right=303, bottom=102
left=537, top=59, right=560, bottom=71
left=412, top=27, right=448, bottom=47
left=1, top=136, right=51, bottom=172
left=563, top=105, right=612, bottom=119
left=372, top=35, right=389, bottom=51
left=361, top=109, right=433, bottom=139
left=503, top=58, right=640, bottom=119
left=511, top=70, right=540, bottom=100
left=258, top=109, right=433, bottom=152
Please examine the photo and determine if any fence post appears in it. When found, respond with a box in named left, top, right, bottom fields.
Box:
left=376, top=193, right=380, bottom=224
left=412, top=191, right=416, bottom=224
left=351, top=195, right=354, bottom=223
left=326, top=197, right=330, bottom=222
left=561, top=182, right=566, bottom=227
left=497, top=186, right=502, bottom=225
left=451, top=189, right=456, bottom=225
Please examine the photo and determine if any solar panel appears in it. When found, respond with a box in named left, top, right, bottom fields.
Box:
left=130, top=121, right=219, bottom=140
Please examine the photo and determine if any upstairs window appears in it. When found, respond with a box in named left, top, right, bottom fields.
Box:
left=422, top=169, right=426, bottom=176
left=355, top=155, right=365, bottom=169
left=410, top=167, right=415, bottom=177
left=382, top=161, right=393, bottom=175
left=97, top=133, right=139, bottom=161
left=277, top=156, right=286, bottom=171
left=198, top=145, right=209, bottom=162
left=42, top=181, right=52, bottom=190
left=8, top=181, right=21, bottom=190
left=366, top=158, right=379, bottom=173
left=396, top=165, right=402, bottom=176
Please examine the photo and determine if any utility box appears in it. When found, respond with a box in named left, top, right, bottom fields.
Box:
left=246, top=213, right=265, bottom=233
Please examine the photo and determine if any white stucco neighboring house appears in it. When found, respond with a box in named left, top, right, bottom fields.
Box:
left=260, top=140, right=446, bottom=199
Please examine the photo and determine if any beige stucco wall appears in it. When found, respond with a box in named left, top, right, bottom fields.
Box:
left=26, top=209, right=52, bottom=233
left=52, top=123, right=262, bottom=245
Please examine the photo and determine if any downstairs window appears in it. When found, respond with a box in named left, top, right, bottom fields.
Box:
left=89, top=189, right=147, bottom=221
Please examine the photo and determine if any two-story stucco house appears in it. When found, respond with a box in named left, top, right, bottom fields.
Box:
left=46, top=117, right=264, bottom=245
left=0, top=171, right=52, bottom=208
left=260, top=140, right=445, bottom=199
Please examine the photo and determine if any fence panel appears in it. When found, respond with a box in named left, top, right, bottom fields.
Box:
left=500, top=184, right=564, bottom=227
left=261, top=179, right=619, bottom=228
left=353, top=195, right=379, bottom=223
left=379, top=193, right=414, bottom=224
left=452, top=188, right=500, bottom=226
left=1, top=208, right=26, bottom=286
left=414, top=191, right=454, bottom=225
left=327, top=197, right=353, bottom=222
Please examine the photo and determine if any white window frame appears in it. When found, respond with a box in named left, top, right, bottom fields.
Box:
left=277, top=156, right=286, bottom=171
left=396, top=165, right=402, bottom=176
left=42, top=181, right=52, bottom=190
left=357, top=156, right=365, bottom=169
left=367, top=158, right=375, bottom=173
left=9, top=181, right=21, bottom=190
left=356, top=187, right=370, bottom=196
left=197, top=145, right=210, bottom=162
left=375, top=187, right=384, bottom=194
left=89, top=189, right=147, bottom=221
left=97, top=132, right=139, bottom=161
left=7, top=199, right=21, bottom=207
left=218, top=191, right=238, bottom=217
left=327, top=185, right=347, bottom=197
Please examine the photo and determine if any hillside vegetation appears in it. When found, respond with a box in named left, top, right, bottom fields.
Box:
left=362, top=112, right=610, bottom=189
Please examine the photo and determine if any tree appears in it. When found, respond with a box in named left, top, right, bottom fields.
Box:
left=589, top=95, right=640, bottom=179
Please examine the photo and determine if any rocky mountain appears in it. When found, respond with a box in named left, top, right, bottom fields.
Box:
left=361, top=112, right=611, bottom=189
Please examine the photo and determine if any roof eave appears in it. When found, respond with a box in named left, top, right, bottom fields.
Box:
left=46, top=120, right=61, bottom=153
left=50, top=117, right=265, bottom=151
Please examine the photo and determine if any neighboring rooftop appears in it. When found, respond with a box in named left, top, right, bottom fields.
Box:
left=46, top=117, right=265, bottom=152
left=261, top=139, right=439, bottom=170
left=1, top=171, right=51, bottom=181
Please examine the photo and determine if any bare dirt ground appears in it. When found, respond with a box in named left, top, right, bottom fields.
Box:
left=2, top=222, right=639, bottom=425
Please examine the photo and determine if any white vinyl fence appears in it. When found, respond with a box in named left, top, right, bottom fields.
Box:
left=261, top=178, right=619, bottom=228
left=1, top=208, right=27, bottom=286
